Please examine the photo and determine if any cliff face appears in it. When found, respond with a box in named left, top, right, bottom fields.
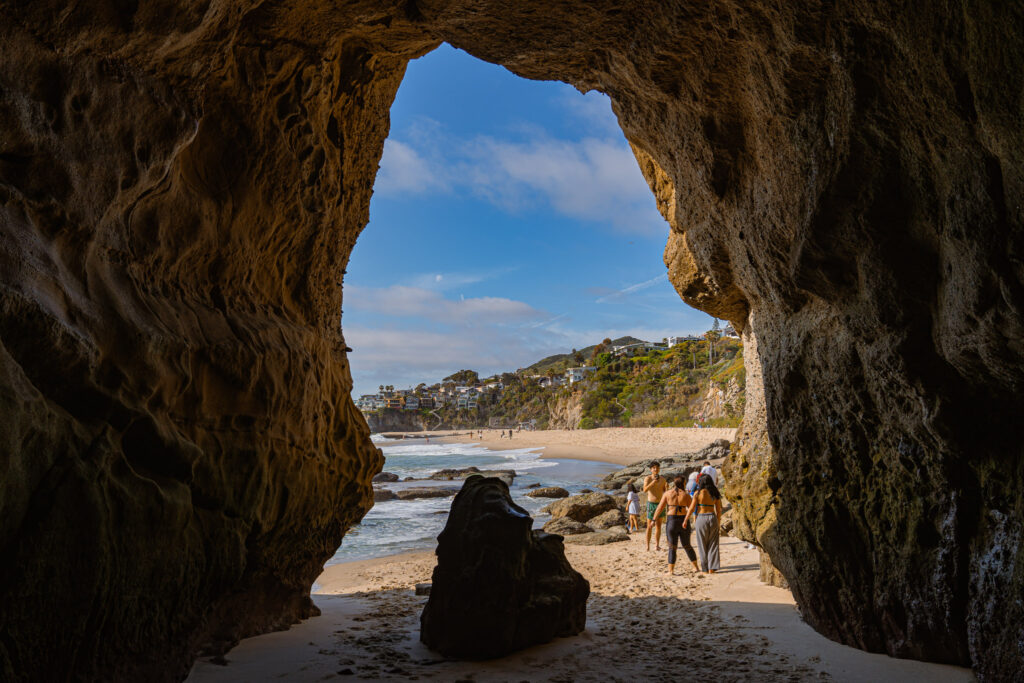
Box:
left=365, top=409, right=426, bottom=433
left=548, top=394, right=584, bottom=430
left=0, top=1, right=1021, bottom=681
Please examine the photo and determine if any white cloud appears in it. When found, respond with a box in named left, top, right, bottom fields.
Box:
left=404, top=267, right=517, bottom=291
left=374, top=119, right=666, bottom=233
left=345, top=284, right=543, bottom=325
left=374, top=140, right=450, bottom=195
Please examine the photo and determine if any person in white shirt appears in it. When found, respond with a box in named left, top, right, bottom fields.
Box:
left=700, top=461, right=718, bottom=485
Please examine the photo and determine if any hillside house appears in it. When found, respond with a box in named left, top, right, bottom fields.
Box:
left=611, top=341, right=662, bottom=357
left=565, top=366, right=596, bottom=384
left=667, top=335, right=702, bottom=347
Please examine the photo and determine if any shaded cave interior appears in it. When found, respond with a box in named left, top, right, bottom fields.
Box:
left=0, top=2, right=1021, bottom=681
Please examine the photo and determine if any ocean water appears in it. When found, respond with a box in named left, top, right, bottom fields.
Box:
left=323, top=435, right=617, bottom=565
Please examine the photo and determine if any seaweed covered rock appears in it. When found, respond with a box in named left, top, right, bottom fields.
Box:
left=420, top=476, right=589, bottom=659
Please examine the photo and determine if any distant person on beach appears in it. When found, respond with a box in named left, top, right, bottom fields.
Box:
left=685, top=473, right=723, bottom=573
left=643, top=461, right=667, bottom=551
left=685, top=471, right=699, bottom=495
left=701, top=461, right=718, bottom=485
left=653, top=476, right=699, bottom=575
left=625, top=484, right=641, bottom=532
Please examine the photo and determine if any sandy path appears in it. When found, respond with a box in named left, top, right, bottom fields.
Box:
left=391, top=427, right=738, bottom=466
left=188, top=538, right=974, bottom=682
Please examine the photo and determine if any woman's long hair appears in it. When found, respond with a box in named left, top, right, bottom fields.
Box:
left=697, top=473, right=722, bottom=500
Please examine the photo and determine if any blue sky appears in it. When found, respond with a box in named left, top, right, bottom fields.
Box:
left=344, top=44, right=713, bottom=396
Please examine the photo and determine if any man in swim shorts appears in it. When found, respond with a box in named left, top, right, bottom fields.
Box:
left=643, top=461, right=668, bottom=551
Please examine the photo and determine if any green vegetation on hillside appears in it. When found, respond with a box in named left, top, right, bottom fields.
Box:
left=579, top=338, right=744, bottom=429
left=522, top=336, right=642, bottom=375
left=415, top=336, right=744, bottom=430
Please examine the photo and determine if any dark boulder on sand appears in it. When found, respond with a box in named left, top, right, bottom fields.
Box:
left=525, top=486, right=569, bottom=499
left=420, top=475, right=589, bottom=659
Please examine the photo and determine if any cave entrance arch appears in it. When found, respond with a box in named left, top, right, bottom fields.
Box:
left=0, top=3, right=1020, bottom=680
left=335, top=42, right=727, bottom=565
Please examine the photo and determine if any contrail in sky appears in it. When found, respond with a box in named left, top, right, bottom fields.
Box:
left=595, top=273, right=668, bottom=303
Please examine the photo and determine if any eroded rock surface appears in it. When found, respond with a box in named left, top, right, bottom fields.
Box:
left=420, top=476, right=589, bottom=658
left=0, top=1, right=1021, bottom=680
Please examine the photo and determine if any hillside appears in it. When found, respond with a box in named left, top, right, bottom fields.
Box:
left=364, top=335, right=745, bottom=431
left=522, top=336, right=643, bottom=375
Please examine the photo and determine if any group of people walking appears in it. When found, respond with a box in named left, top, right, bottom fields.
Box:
left=624, top=460, right=723, bottom=574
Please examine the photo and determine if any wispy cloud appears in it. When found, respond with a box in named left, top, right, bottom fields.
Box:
left=345, top=284, right=543, bottom=325
left=403, top=267, right=517, bottom=291
left=558, top=90, right=623, bottom=137
left=374, top=119, right=666, bottom=233
left=595, top=273, right=669, bottom=303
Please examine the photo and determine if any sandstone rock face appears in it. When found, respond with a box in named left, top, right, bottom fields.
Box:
left=0, top=1, right=1021, bottom=680
left=547, top=393, right=584, bottom=430
left=542, top=517, right=593, bottom=536
left=420, top=476, right=589, bottom=659
left=542, top=492, right=618, bottom=523
left=588, top=509, right=628, bottom=530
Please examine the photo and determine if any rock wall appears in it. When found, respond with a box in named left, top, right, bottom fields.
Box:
left=365, top=409, right=426, bottom=433
left=0, top=1, right=1021, bottom=680
left=547, top=393, right=584, bottom=430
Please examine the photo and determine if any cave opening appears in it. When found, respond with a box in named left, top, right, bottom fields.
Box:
left=333, top=43, right=720, bottom=565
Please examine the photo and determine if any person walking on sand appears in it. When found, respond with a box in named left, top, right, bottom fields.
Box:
left=643, top=461, right=668, bottom=551
left=653, top=476, right=700, bottom=575
left=625, top=484, right=641, bottom=532
left=684, top=473, right=723, bottom=573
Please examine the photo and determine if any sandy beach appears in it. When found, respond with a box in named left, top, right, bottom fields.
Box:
left=390, top=427, right=738, bottom=466
left=189, top=537, right=974, bottom=682
left=187, top=431, right=976, bottom=682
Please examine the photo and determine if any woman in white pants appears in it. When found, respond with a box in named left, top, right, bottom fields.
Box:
left=684, top=473, right=723, bottom=573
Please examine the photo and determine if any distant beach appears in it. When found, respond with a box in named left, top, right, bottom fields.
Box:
left=392, top=426, right=739, bottom=466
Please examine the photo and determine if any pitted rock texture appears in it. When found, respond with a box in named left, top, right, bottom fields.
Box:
left=0, top=1, right=1021, bottom=680
left=420, top=476, right=589, bottom=659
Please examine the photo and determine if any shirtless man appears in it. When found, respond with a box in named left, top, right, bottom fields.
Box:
left=643, top=461, right=668, bottom=551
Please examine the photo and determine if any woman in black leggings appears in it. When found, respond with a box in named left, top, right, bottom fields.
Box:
left=653, top=476, right=699, bottom=575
